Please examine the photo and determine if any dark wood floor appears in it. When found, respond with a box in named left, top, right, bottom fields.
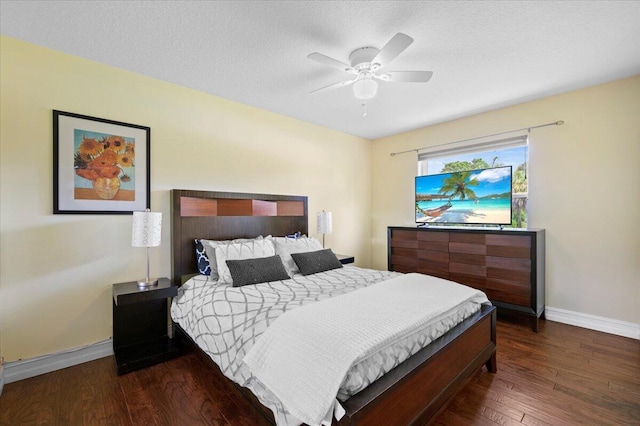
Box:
left=1, top=314, right=638, bottom=425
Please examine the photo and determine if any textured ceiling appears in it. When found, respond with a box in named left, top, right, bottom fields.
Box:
left=2, top=1, right=639, bottom=139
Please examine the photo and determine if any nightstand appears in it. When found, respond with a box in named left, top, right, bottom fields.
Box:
left=336, top=254, right=355, bottom=265
left=112, top=277, right=179, bottom=374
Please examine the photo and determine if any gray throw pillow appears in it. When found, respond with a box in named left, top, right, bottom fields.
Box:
left=290, top=249, right=343, bottom=276
left=225, top=255, right=290, bottom=287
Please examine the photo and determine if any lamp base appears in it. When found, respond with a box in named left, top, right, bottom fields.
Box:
left=137, top=278, right=158, bottom=288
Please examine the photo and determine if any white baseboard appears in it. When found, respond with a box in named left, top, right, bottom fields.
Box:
left=0, top=363, right=4, bottom=396
left=4, top=339, right=113, bottom=384
left=545, top=306, right=640, bottom=339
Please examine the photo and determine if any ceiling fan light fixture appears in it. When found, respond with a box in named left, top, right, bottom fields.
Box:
left=353, top=78, right=378, bottom=100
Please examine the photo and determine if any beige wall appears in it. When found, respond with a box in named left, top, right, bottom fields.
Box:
left=371, top=76, right=640, bottom=325
left=1, top=36, right=638, bottom=363
left=0, top=37, right=372, bottom=361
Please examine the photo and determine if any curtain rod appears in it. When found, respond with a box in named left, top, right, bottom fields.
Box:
left=389, top=120, right=564, bottom=157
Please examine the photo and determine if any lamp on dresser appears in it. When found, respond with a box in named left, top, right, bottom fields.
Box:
left=132, top=209, right=162, bottom=288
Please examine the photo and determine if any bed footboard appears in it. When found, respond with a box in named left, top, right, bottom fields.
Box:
left=338, top=303, right=496, bottom=425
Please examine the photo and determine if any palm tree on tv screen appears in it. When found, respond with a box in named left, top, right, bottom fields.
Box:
left=439, top=171, right=479, bottom=201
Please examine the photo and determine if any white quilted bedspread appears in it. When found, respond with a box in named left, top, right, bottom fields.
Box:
left=242, top=273, right=489, bottom=426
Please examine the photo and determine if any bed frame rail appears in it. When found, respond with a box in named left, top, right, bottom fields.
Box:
left=339, top=304, right=496, bottom=425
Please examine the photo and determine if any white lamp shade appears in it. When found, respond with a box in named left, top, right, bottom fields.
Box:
left=317, top=211, right=332, bottom=234
left=132, top=211, right=162, bottom=247
left=353, top=78, right=378, bottom=100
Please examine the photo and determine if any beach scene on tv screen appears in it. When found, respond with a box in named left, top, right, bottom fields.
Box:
left=416, top=166, right=512, bottom=225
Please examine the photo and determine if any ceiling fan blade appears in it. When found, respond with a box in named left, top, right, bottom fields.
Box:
left=308, top=53, right=353, bottom=72
left=372, top=33, right=414, bottom=67
left=309, top=78, right=356, bottom=94
left=381, top=71, right=433, bottom=83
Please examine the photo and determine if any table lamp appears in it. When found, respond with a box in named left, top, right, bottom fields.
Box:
left=132, top=209, right=162, bottom=288
left=316, top=210, right=332, bottom=248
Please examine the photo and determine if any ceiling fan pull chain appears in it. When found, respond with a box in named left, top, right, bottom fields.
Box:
left=362, top=102, right=368, bottom=117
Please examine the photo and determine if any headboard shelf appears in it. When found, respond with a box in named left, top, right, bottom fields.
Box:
left=171, top=190, right=308, bottom=284
left=179, top=196, right=305, bottom=218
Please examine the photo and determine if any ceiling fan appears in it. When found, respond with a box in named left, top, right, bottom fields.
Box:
left=308, top=33, right=433, bottom=101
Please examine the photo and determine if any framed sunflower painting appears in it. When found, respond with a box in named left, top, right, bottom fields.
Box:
left=53, top=110, right=150, bottom=214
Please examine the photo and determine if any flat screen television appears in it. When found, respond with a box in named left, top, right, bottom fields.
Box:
left=415, top=165, right=512, bottom=226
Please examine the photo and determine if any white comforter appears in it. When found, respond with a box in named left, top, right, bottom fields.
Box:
left=242, top=273, right=489, bottom=426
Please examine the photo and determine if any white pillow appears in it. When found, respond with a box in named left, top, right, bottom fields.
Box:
left=272, top=236, right=323, bottom=277
left=215, top=238, right=276, bottom=284
left=201, top=236, right=264, bottom=280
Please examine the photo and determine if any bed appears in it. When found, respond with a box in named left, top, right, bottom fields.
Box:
left=170, top=189, right=497, bottom=426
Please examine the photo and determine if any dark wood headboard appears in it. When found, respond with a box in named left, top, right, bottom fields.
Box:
left=170, top=189, right=308, bottom=285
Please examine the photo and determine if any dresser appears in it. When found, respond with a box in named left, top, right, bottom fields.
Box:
left=388, top=226, right=545, bottom=331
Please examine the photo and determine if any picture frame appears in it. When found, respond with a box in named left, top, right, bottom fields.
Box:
left=53, top=110, right=151, bottom=214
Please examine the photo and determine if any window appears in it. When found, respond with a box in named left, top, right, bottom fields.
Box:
left=417, top=135, right=528, bottom=227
